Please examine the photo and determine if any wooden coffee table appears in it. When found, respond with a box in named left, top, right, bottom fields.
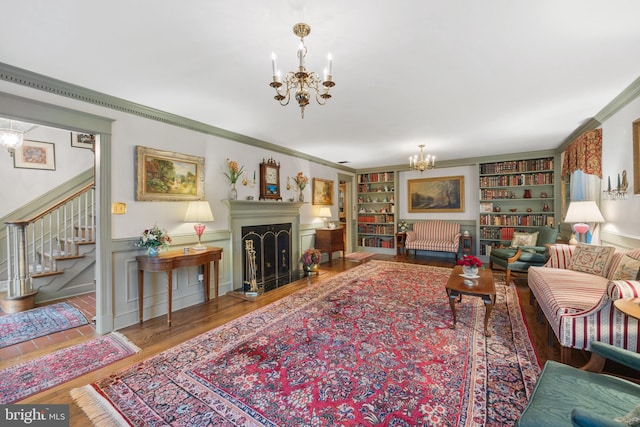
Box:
left=446, top=265, right=496, bottom=336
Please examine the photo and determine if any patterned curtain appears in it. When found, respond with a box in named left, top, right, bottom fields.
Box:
left=561, top=129, right=602, bottom=178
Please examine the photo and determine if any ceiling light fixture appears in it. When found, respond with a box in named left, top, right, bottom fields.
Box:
left=270, top=23, right=335, bottom=118
left=409, top=144, right=435, bottom=172
left=0, top=121, right=24, bottom=152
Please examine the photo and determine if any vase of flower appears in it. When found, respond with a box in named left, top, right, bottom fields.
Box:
left=298, top=191, right=304, bottom=202
left=229, top=183, right=237, bottom=200
left=458, top=255, right=482, bottom=277
left=136, top=225, right=172, bottom=256
left=147, top=247, right=159, bottom=257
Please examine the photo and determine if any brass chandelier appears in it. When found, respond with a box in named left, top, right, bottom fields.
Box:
left=269, top=23, right=335, bottom=118
left=409, top=144, right=436, bottom=172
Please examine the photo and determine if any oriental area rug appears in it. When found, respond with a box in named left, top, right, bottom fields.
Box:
left=0, top=331, right=140, bottom=404
left=72, top=261, right=540, bottom=426
left=0, top=302, right=89, bottom=349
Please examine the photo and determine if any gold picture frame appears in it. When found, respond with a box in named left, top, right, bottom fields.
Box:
left=633, top=118, right=640, bottom=195
left=13, top=140, right=56, bottom=171
left=408, top=175, right=465, bottom=213
left=312, top=178, right=334, bottom=205
left=135, top=145, right=204, bottom=201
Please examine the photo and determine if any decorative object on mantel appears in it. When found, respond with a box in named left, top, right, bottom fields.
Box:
left=269, top=22, right=335, bottom=118
left=603, top=170, right=629, bottom=200
left=259, top=158, right=282, bottom=201
left=301, top=248, right=322, bottom=272
left=408, top=144, right=435, bottom=172
left=292, top=171, right=308, bottom=202
left=242, top=170, right=256, bottom=188
left=224, top=158, right=244, bottom=200
left=136, top=225, right=172, bottom=256
left=184, top=201, right=215, bottom=251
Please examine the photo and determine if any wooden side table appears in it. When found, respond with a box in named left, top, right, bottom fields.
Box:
left=315, top=227, right=345, bottom=264
left=136, top=246, right=222, bottom=325
left=460, top=234, right=473, bottom=257
left=396, top=232, right=407, bottom=258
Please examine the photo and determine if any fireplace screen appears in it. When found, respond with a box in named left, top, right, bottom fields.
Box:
left=241, top=223, right=292, bottom=293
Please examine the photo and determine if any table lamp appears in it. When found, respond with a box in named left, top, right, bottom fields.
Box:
left=318, top=207, right=332, bottom=228
left=564, top=200, right=605, bottom=243
left=184, top=200, right=214, bottom=250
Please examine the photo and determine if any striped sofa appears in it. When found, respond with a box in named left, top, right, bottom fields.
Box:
left=528, top=244, right=640, bottom=364
left=404, top=220, right=461, bottom=260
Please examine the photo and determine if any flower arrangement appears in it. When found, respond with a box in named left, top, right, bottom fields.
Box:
left=224, top=158, right=244, bottom=184
left=457, top=255, right=482, bottom=268
left=292, top=171, right=308, bottom=190
left=301, top=248, right=322, bottom=266
left=136, top=225, right=172, bottom=250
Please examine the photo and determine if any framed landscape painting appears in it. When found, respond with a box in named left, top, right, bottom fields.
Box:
left=135, top=145, right=204, bottom=201
left=408, top=175, right=464, bottom=213
left=13, top=140, right=56, bottom=170
left=312, top=178, right=334, bottom=205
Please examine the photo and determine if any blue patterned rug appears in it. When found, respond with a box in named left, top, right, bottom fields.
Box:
left=0, top=302, right=89, bottom=348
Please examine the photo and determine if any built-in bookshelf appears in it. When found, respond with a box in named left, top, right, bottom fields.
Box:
left=478, top=157, right=556, bottom=256
left=357, top=171, right=395, bottom=252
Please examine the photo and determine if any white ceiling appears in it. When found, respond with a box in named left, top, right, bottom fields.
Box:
left=2, top=1, right=640, bottom=169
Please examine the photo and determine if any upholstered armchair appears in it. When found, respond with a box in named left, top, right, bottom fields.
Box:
left=517, top=341, right=640, bottom=426
left=489, top=226, right=559, bottom=285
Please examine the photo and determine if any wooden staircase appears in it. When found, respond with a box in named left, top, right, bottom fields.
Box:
left=1, top=184, right=96, bottom=312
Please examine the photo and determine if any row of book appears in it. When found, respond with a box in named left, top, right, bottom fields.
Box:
left=358, top=214, right=394, bottom=223
left=479, top=227, right=517, bottom=240
left=479, top=172, right=554, bottom=187
left=360, top=237, right=394, bottom=248
left=358, top=224, right=395, bottom=235
left=480, top=158, right=554, bottom=174
left=479, top=214, right=553, bottom=227
left=358, top=172, right=395, bottom=183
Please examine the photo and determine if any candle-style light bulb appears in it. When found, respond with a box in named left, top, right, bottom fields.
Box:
left=328, top=53, right=333, bottom=76
left=271, top=52, right=277, bottom=76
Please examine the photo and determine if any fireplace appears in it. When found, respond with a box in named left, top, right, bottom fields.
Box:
left=226, top=200, right=304, bottom=295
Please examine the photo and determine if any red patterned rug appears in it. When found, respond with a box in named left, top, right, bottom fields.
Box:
left=73, top=261, right=540, bottom=426
left=0, top=302, right=89, bottom=349
left=0, top=332, right=140, bottom=404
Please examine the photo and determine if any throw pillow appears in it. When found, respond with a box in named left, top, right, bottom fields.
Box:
left=611, top=254, right=640, bottom=280
left=511, top=231, right=538, bottom=247
left=569, top=245, right=615, bottom=277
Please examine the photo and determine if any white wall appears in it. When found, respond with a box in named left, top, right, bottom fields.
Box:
left=0, top=124, right=94, bottom=218
left=600, top=95, right=640, bottom=241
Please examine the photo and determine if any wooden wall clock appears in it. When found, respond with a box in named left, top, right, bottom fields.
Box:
left=259, top=157, right=282, bottom=200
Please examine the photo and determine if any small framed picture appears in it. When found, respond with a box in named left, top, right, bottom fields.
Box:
left=70, top=132, right=96, bottom=149
left=480, top=202, right=493, bottom=213
left=13, top=140, right=56, bottom=171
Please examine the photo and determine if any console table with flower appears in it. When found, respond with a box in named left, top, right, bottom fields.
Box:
left=136, top=246, right=223, bottom=325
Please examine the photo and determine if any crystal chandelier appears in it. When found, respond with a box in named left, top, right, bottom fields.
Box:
left=269, top=23, right=335, bottom=118
left=409, top=144, right=435, bottom=172
left=0, top=120, right=24, bottom=151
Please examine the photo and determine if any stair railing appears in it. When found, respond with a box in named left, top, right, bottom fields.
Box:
left=2, top=183, right=95, bottom=301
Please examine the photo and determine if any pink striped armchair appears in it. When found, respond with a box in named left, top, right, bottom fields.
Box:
left=528, top=244, right=640, bottom=364
left=405, top=220, right=461, bottom=260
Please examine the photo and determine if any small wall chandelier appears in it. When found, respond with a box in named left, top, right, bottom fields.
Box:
left=269, top=23, right=335, bottom=118
left=409, top=144, right=436, bottom=172
left=0, top=120, right=24, bottom=152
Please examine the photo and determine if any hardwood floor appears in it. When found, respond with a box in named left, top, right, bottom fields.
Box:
left=8, top=255, right=589, bottom=426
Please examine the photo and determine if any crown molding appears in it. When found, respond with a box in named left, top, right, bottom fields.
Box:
left=0, top=62, right=355, bottom=173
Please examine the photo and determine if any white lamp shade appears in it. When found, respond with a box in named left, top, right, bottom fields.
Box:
left=564, top=201, right=605, bottom=224
left=184, top=201, right=214, bottom=223
left=318, top=207, right=332, bottom=218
